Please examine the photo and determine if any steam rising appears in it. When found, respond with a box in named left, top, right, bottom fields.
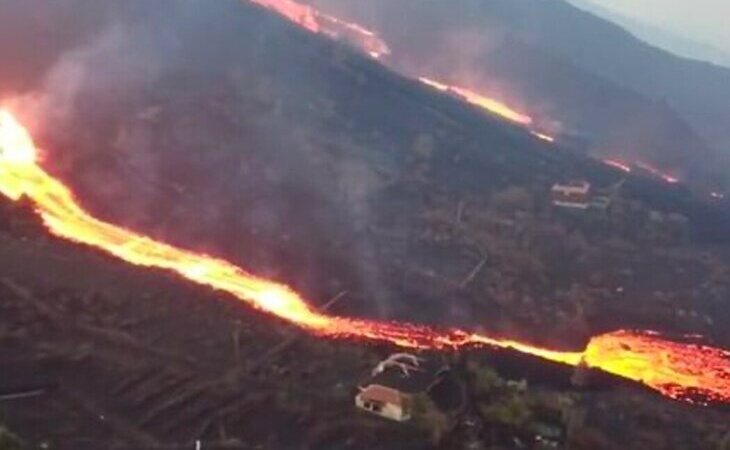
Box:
left=3, top=0, right=398, bottom=318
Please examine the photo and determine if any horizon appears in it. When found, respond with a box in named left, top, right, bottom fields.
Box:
left=568, top=0, right=730, bottom=66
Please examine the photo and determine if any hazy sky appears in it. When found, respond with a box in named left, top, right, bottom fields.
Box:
left=573, top=0, right=730, bottom=53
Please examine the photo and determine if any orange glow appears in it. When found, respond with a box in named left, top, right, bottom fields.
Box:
left=320, top=14, right=390, bottom=59
left=248, top=1, right=542, bottom=131
left=249, top=0, right=555, bottom=143
left=419, top=77, right=450, bottom=92
left=531, top=131, right=555, bottom=143
left=603, top=158, right=632, bottom=173
left=636, top=161, right=680, bottom=184
left=249, top=0, right=390, bottom=58
left=420, top=77, right=533, bottom=126
left=250, top=0, right=320, bottom=33
left=0, top=111, right=37, bottom=166
left=584, top=331, right=730, bottom=404
left=0, top=110, right=728, bottom=406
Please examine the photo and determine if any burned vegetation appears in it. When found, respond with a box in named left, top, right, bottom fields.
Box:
left=0, top=0, right=729, bottom=449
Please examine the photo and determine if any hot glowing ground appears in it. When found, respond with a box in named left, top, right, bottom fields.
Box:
left=0, top=110, right=728, bottom=405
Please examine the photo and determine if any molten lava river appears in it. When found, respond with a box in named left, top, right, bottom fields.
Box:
left=248, top=0, right=551, bottom=137
left=0, top=110, right=728, bottom=406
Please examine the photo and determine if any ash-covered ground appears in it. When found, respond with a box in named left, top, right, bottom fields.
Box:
left=0, top=1, right=729, bottom=449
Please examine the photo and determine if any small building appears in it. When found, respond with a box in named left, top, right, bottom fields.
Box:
left=551, top=181, right=591, bottom=209
left=355, top=384, right=412, bottom=422
left=355, top=354, right=461, bottom=422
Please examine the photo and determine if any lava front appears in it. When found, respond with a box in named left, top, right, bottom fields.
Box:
left=0, top=110, right=728, bottom=406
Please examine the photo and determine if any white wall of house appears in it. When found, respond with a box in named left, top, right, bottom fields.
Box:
left=355, top=393, right=411, bottom=422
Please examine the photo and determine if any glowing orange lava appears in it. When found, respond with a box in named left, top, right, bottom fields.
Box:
left=249, top=0, right=390, bottom=58
left=420, top=77, right=533, bottom=126
left=0, top=110, right=728, bottom=405
left=531, top=131, right=555, bottom=143
left=249, top=0, right=542, bottom=134
left=250, top=0, right=320, bottom=32
left=603, top=158, right=632, bottom=173
left=636, top=161, right=680, bottom=184
left=584, top=331, right=730, bottom=404
left=604, top=159, right=685, bottom=186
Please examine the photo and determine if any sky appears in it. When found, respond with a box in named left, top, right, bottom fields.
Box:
left=569, top=0, right=730, bottom=61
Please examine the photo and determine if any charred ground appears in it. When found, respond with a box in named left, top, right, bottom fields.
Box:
left=305, top=0, right=730, bottom=190
left=0, top=0, right=729, bottom=449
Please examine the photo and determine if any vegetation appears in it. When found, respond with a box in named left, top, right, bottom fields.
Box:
left=463, top=359, right=598, bottom=448
left=0, top=426, right=23, bottom=450
left=411, top=393, right=453, bottom=445
left=716, top=431, right=730, bottom=450
left=490, top=186, right=534, bottom=215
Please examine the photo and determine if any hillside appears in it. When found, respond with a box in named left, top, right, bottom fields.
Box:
left=0, top=0, right=729, bottom=448
left=521, top=0, right=730, bottom=152
left=566, top=0, right=730, bottom=68
left=3, top=0, right=726, bottom=327
left=304, top=0, right=730, bottom=189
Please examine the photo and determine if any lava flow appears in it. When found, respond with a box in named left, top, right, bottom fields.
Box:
left=636, top=161, right=680, bottom=184
left=531, top=131, right=555, bottom=143
left=249, top=0, right=548, bottom=135
left=0, top=110, right=728, bottom=405
left=603, top=158, right=632, bottom=173
left=419, top=77, right=534, bottom=126
left=249, top=0, right=319, bottom=33
left=249, top=0, right=390, bottom=58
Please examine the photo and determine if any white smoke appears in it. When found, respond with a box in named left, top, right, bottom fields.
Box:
left=8, top=23, right=171, bottom=134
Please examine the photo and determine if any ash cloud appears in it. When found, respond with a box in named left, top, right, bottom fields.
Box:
left=14, top=24, right=172, bottom=132
left=7, top=1, right=188, bottom=226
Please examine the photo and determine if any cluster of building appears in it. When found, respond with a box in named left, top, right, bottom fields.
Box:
left=550, top=180, right=612, bottom=211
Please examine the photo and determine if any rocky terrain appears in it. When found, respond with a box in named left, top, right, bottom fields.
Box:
left=0, top=1, right=729, bottom=448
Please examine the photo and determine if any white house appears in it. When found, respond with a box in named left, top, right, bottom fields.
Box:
left=551, top=181, right=592, bottom=209
left=355, top=384, right=412, bottom=422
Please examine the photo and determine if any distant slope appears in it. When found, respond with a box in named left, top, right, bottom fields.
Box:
left=305, top=0, right=730, bottom=189
left=519, top=0, right=730, bottom=156
left=567, top=0, right=730, bottom=68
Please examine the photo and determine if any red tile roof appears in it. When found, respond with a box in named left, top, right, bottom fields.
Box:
left=358, top=384, right=406, bottom=406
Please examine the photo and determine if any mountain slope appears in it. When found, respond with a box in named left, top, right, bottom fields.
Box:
left=518, top=0, right=730, bottom=155
left=1, top=0, right=725, bottom=334
left=304, top=0, right=730, bottom=188
left=566, top=0, right=730, bottom=68
left=0, top=0, right=587, bottom=332
left=1, top=2, right=730, bottom=448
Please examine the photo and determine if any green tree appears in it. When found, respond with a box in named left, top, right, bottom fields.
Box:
left=0, top=426, right=23, bottom=450
left=411, top=393, right=452, bottom=445
left=478, top=392, right=532, bottom=429
left=467, top=361, right=503, bottom=396
left=717, top=431, right=730, bottom=450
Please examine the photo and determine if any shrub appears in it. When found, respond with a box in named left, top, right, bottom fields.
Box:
left=0, top=426, right=23, bottom=450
